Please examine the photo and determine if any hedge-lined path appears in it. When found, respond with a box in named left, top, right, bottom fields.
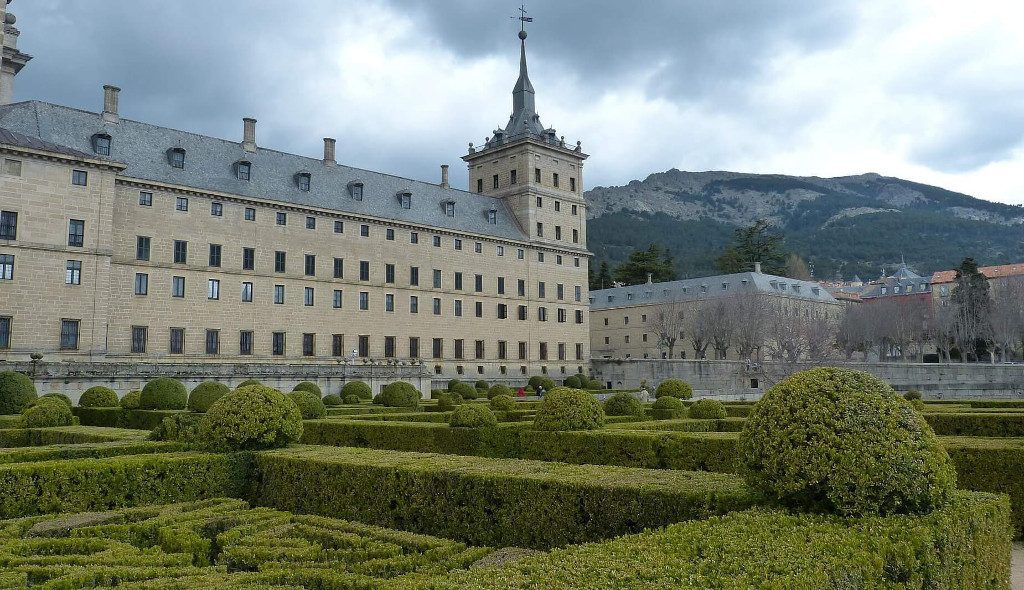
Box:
left=1014, top=545, right=1023, bottom=590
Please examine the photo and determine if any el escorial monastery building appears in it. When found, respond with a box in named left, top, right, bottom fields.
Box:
left=0, top=3, right=591, bottom=381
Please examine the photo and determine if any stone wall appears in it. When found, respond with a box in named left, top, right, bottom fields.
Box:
left=0, top=360, right=433, bottom=404
left=592, top=358, right=1024, bottom=401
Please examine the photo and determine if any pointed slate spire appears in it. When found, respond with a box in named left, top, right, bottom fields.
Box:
left=512, top=30, right=535, bottom=115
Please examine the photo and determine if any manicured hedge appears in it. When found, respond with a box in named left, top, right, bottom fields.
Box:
left=970, top=400, right=1024, bottom=408
left=610, top=418, right=746, bottom=432
left=944, top=436, right=1024, bottom=539
left=0, top=426, right=146, bottom=447
left=249, top=445, right=756, bottom=548
left=72, top=407, right=184, bottom=430
left=428, top=492, right=1010, bottom=590
left=924, top=412, right=1024, bottom=437
left=0, top=440, right=182, bottom=464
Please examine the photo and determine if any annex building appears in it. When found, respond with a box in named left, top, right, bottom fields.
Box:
left=0, top=4, right=591, bottom=380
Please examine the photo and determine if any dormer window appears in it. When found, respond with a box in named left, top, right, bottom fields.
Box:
left=487, top=209, right=497, bottom=224
left=295, top=172, right=311, bottom=192
left=812, top=287, right=820, bottom=295
left=443, top=200, right=455, bottom=217
left=92, top=133, right=111, bottom=156
left=168, top=148, right=186, bottom=169
left=397, top=191, right=412, bottom=209
left=235, top=160, right=251, bottom=181
left=348, top=181, right=364, bottom=200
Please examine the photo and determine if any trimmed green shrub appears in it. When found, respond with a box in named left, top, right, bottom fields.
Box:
left=655, top=379, right=693, bottom=399
left=149, top=413, right=205, bottom=444
left=490, top=394, right=516, bottom=412
left=450, top=404, right=498, bottom=428
left=120, top=390, right=141, bottom=409
left=688, top=399, right=727, bottom=420
left=924, top=413, right=1024, bottom=437
left=323, top=393, right=343, bottom=407
left=0, top=371, right=36, bottom=415
left=534, top=387, right=605, bottom=431
left=40, top=392, right=72, bottom=407
left=739, top=367, right=956, bottom=517
left=447, top=379, right=462, bottom=391
left=487, top=384, right=514, bottom=399
left=342, top=394, right=360, bottom=405
left=904, top=389, right=923, bottom=401
left=563, top=375, right=583, bottom=389
left=474, top=380, right=489, bottom=390
left=21, top=397, right=74, bottom=428
left=198, top=385, right=304, bottom=452
left=528, top=376, right=556, bottom=391
left=237, top=379, right=262, bottom=388
left=586, top=378, right=602, bottom=390
left=140, top=378, right=187, bottom=410
left=187, top=381, right=229, bottom=412
left=341, top=381, right=372, bottom=401
left=287, top=390, right=327, bottom=419
left=430, top=389, right=447, bottom=399
left=652, top=396, right=686, bottom=419
left=292, top=381, right=322, bottom=397
left=603, top=392, right=645, bottom=417
left=374, top=381, right=420, bottom=408
left=78, top=386, right=119, bottom=408
left=438, top=392, right=462, bottom=411
left=451, top=382, right=477, bottom=400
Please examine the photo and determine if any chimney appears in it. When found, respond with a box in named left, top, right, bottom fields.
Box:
left=440, top=164, right=450, bottom=189
left=322, top=137, right=336, bottom=166
left=646, top=273, right=653, bottom=284
left=242, top=117, right=257, bottom=152
left=101, top=85, right=120, bottom=123
left=754, top=262, right=762, bottom=274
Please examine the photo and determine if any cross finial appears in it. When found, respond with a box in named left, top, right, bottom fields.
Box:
left=511, top=4, right=533, bottom=37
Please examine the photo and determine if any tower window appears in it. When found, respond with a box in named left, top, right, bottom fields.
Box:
left=476, top=178, right=483, bottom=193
left=553, top=173, right=559, bottom=188
left=510, top=169, right=517, bottom=184
left=534, top=168, right=541, bottom=183
left=570, top=177, right=577, bottom=192
left=492, top=174, right=499, bottom=189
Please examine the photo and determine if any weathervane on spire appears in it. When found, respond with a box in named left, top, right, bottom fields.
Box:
left=511, top=4, right=533, bottom=38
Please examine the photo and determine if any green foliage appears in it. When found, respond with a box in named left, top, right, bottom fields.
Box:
left=716, top=219, right=788, bottom=275
left=586, top=377, right=603, bottom=390
left=528, top=376, right=555, bottom=391
left=447, top=379, right=462, bottom=391
left=924, top=412, right=1024, bottom=437
left=603, top=392, right=645, bottom=417
left=437, top=392, right=462, bottom=411
left=39, top=392, right=72, bottom=407
left=739, top=367, right=956, bottom=517
left=237, top=379, right=261, bottom=388
left=342, top=394, right=359, bottom=405
left=287, top=390, right=327, bottom=419
left=187, top=381, right=229, bottom=413
left=651, top=396, right=686, bottom=420
left=487, top=384, right=513, bottom=399
left=322, top=393, right=343, bottom=406
left=198, top=385, right=303, bottom=452
left=140, top=378, right=188, bottom=410
left=120, top=390, right=141, bottom=409
left=78, top=386, right=120, bottom=408
left=72, top=407, right=180, bottom=431
left=534, top=388, right=605, bottom=431
left=904, top=389, right=923, bottom=401
left=655, top=379, right=693, bottom=399
left=149, top=413, right=205, bottom=444
left=292, top=381, right=322, bottom=397
left=374, top=381, right=420, bottom=408
left=688, top=399, right=727, bottom=420
left=21, top=397, right=74, bottom=428
left=590, top=260, right=613, bottom=291
left=0, top=371, right=36, bottom=415
left=474, top=379, right=489, bottom=390
left=451, top=382, right=478, bottom=400
left=489, top=394, right=516, bottom=412
left=563, top=375, right=582, bottom=389
left=613, top=242, right=677, bottom=285
left=340, top=380, right=372, bottom=401
left=449, top=404, right=498, bottom=428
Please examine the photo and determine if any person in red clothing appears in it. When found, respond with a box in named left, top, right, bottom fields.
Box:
left=516, top=387, right=525, bottom=397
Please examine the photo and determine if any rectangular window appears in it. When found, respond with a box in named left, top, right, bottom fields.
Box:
left=517, top=279, right=526, bottom=297
left=572, top=204, right=578, bottom=215
left=410, top=266, right=419, bottom=286
left=518, top=341, right=527, bottom=360
left=169, top=328, right=185, bottom=354
left=497, top=277, right=505, bottom=294
left=333, top=289, right=343, bottom=309
left=454, top=238, right=463, bottom=251
left=306, top=216, right=316, bottom=229
left=497, top=304, right=508, bottom=319
left=536, top=222, right=543, bottom=237
left=211, top=202, right=223, bottom=216
left=277, top=212, right=287, bottom=225
left=538, top=307, right=548, bottom=322
left=386, top=228, right=395, bottom=240
left=517, top=248, right=524, bottom=260
left=538, top=252, right=545, bottom=263
left=575, top=286, right=582, bottom=302
left=209, top=244, right=222, bottom=267
left=304, top=254, right=316, bottom=276
left=332, top=334, right=344, bottom=357
left=172, top=276, right=185, bottom=298
left=539, top=342, right=548, bottom=361
left=359, top=291, right=369, bottom=310
left=0, top=211, right=17, bottom=240
left=131, top=326, right=147, bottom=353
left=409, top=337, right=420, bottom=358
left=475, top=340, right=485, bottom=359
left=359, top=260, right=370, bottom=281
left=134, top=272, right=148, bottom=295
left=475, top=242, right=482, bottom=254
left=409, top=295, right=419, bottom=314
left=534, top=168, right=541, bottom=183
left=572, top=229, right=579, bottom=243
left=274, top=284, right=285, bottom=304
left=334, top=220, right=344, bottom=233
left=240, top=330, right=253, bottom=355
left=136, top=236, right=151, bottom=261
left=476, top=178, right=483, bottom=193
left=553, top=173, right=559, bottom=188
left=207, top=278, right=220, bottom=300
left=455, top=339, right=465, bottom=360
left=557, top=308, right=567, bottom=323
left=455, top=272, right=463, bottom=290
left=68, top=219, right=85, bottom=247
left=241, top=281, right=253, bottom=302
left=433, top=235, right=441, bottom=247
left=492, top=174, right=499, bottom=189
left=474, top=274, right=483, bottom=292
left=275, top=251, right=286, bottom=273
left=173, top=240, right=188, bottom=264
left=570, top=177, right=576, bottom=192
left=385, top=263, right=395, bottom=284
left=497, top=245, right=504, bottom=256
left=72, top=170, right=88, bottom=186
left=432, top=338, right=443, bottom=359
left=385, top=293, right=395, bottom=312
left=575, top=310, right=584, bottom=324
left=384, top=336, right=396, bottom=358
left=303, top=333, right=315, bottom=357
left=0, top=254, right=14, bottom=280
left=245, top=207, right=256, bottom=221
left=558, top=343, right=566, bottom=361
left=304, top=287, right=314, bottom=306
left=272, top=332, right=286, bottom=356
left=517, top=305, right=527, bottom=321
left=360, top=224, right=369, bottom=237
left=454, top=299, right=463, bottom=317
left=358, top=335, right=369, bottom=357
left=65, top=260, right=82, bottom=285
left=237, top=163, right=251, bottom=181
left=576, top=343, right=583, bottom=360
left=487, top=210, right=497, bottom=224
left=538, top=282, right=546, bottom=298
left=510, top=169, right=517, bottom=184
left=0, top=316, right=10, bottom=349
left=3, top=159, right=20, bottom=176
left=243, top=247, right=255, bottom=270
left=433, top=297, right=441, bottom=315
left=205, top=330, right=220, bottom=354
left=475, top=301, right=483, bottom=318
left=176, top=197, right=189, bottom=211
left=433, top=269, right=442, bottom=288
left=498, top=340, right=507, bottom=360
left=410, top=231, right=419, bottom=244
left=59, top=319, right=80, bottom=350
left=557, top=284, right=564, bottom=300
left=555, top=226, right=562, bottom=240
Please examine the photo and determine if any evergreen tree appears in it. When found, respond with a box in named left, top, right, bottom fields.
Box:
left=590, top=261, right=614, bottom=290
left=715, top=220, right=788, bottom=275
left=612, top=244, right=676, bottom=285
left=950, top=257, right=993, bottom=362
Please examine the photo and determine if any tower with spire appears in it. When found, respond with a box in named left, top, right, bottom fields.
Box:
left=0, top=0, right=32, bottom=105
left=462, top=23, right=588, bottom=250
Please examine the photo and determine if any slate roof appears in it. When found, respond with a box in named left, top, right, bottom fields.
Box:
left=0, top=126, right=97, bottom=160
left=931, top=263, right=1024, bottom=285
left=0, top=101, right=530, bottom=242
left=859, top=263, right=930, bottom=299
left=589, top=272, right=838, bottom=311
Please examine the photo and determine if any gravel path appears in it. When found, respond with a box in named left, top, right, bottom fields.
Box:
left=1013, top=545, right=1023, bottom=590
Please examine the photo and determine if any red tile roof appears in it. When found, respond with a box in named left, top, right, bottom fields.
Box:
left=931, top=263, right=1024, bottom=284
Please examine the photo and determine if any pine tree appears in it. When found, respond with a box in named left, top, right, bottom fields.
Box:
left=590, top=261, right=613, bottom=290
left=950, top=257, right=992, bottom=362
left=612, top=244, right=677, bottom=285
left=715, top=220, right=788, bottom=275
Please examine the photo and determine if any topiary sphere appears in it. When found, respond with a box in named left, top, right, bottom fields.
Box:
left=187, top=381, right=230, bottom=413
left=287, top=390, right=326, bottom=419
left=449, top=404, right=498, bottom=428
left=904, top=389, right=922, bottom=402
left=323, top=394, right=343, bottom=407
left=487, top=384, right=514, bottom=399
left=563, top=375, right=582, bottom=389
left=688, top=398, right=727, bottom=420
left=40, top=392, right=73, bottom=407
left=447, top=379, right=462, bottom=391
left=140, top=378, right=187, bottom=410
left=237, top=379, right=262, bottom=388
left=78, top=386, right=120, bottom=408
left=198, top=385, right=303, bottom=452
left=655, top=379, right=693, bottom=399
left=489, top=394, right=516, bottom=413
left=586, top=378, right=603, bottom=390
left=528, top=376, right=556, bottom=391
left=0, top=371, right=37, bottom=415
left=651, top=395, right=686, bottom=419
left=738, top=367, right=956, bottom=517
left=451, top=382, right=477, bottom=400
left=375, top=381, right=420, bottom=408
left=292, top=381, right=322, bottom=397
left=474, top=379, right=489, bottom=390
left=342, top=394, right=360, bottom=405
left=120, top=390, right=142, bottom=409
left=437, top=392, right=462, bottom=411
left=21, top=396, right=74, bottom=428
left=603, top=392, right=645, bottom=417
left=341, top=381, right=372, bottom=401
left=534, top=387, right=605, bottom=431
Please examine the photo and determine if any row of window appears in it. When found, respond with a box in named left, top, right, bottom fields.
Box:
left=476, top=168, right=578, bottom=194
left=0, top=212, right=84, bottom=246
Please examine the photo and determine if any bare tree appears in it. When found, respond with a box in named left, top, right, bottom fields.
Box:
left=731, top=293, right=770, bottom=361
left=837, top=304, right=873, bottom=361
left=932, top=302, right=957, bottom=362
left=990, top=277, right=1024, bottom=362
left=707, top=298, right=735, bottom=359
left=689, top=300, right=713, bottom=359
left=803, top=310, right=838, bottom=361
left=764, top=302, right=805, bottom=362
left=649, top=297, right=688, bottom=359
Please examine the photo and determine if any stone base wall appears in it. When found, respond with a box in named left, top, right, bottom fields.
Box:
left=592, top=359, right=1024, bottom=401
left=0, top=360, right=433, bottom=404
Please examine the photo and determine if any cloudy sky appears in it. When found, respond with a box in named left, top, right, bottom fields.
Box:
left=8, top=0, right=1024, bottom=203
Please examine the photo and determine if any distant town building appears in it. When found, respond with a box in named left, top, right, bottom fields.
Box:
left=931, top=262, right=1024, bottom=304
